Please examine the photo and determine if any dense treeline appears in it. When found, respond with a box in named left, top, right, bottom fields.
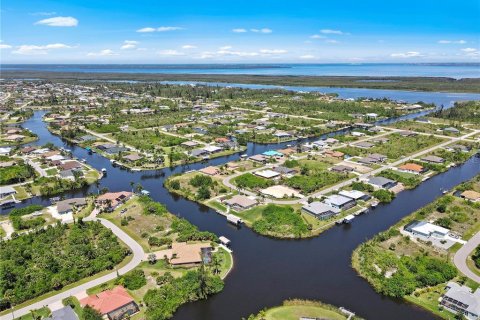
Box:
left=0, top=221, right=127, bottom=309
left=144, top=266, right=223, bottom=320
left=434, top=101, right=480, bottom=124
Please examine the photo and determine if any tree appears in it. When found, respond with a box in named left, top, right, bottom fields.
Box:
left=148, top=253, right=157, bottom=264
left=196, top=186, right=211, bottom=200
left=211, top=255, right=222, bottom=275
left=82, top=306, right=103, bottom=320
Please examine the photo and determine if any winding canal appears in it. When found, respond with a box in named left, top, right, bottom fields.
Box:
left=8, top=86, right=480, bottom=320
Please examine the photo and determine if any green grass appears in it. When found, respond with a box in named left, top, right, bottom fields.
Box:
left=45, top=168, right=58, bottom=176
left=62, top=296, right=83, bottom=319
left=216, top=247, right=233, bottom=279
left=13, top=307, right=51, bottom=320
left=13, top=186, right=29, bottom=200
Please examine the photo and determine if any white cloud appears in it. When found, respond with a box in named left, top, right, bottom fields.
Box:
left=461, top=48, right=479, bottom=57
left=35, top=16, right=78, bottom=27
left=310, top=34, right=326, bottom=39
left=137, top=26, right=183, bottom=33
left=87, top=49, right=118, bottom=56
left=461, top=48, right=477, bottom=52
left=158, top=50, right=184, bottom=56
left=233, top=28, right=271, bottom=33
left=438, top=40, right=467, bottom=44
left=121, top=40, right=138, bottom=50
left=217, top=49, right=259, bottom=57
left=199, top=52, right=215, bottom=59
left=390, top=51, right=423, bottom=58
left=182, top=45, right=197, bottom=49
left=30, top=12, right=57, bottom=16
left=0, top=44, right=12, bottom=49
left=13, top=43, right=72, bottom=55
left=137, top=27, right=156, bottom=33
left=157, top=26, right=184, bottom=32
left=251, top=28, right=272, bottom=33
left=299, top=55, right=315, bottom=59
left=320, top=29, right=345, bottom=35
left=259, top=49, right=287, bottom=54
left=326, top=39, right=339, bottom=44
left=219, top=46, right=232, bottom=50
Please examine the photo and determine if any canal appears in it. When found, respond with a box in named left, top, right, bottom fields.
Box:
left=9, top=86, right=480, bottom=319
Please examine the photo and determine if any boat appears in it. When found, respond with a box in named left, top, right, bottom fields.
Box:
left=343, top=214, right=355, bottom=224
left=226, top=214, right=243, bottom=226
left=110, top=159, right=116, bottom=163
left=219, top=236, right=231, bottom=247
left=101, top=168, right=107, bottom=173
left=370, top=200, right=379, bottom=208
left=442, top=189, right=448, bottom=194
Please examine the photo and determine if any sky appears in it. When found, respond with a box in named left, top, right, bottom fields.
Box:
left=0, top=0, right=479, bottom=63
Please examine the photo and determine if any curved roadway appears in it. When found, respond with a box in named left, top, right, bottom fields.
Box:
left=454, top=232, right=480, bottom=284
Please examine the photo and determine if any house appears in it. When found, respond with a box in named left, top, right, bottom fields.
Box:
left=96, top=191, right=133, bottom=210
left=440, top=282, right=480, bottom=320
left=302, top=202, right=340, bottom=220
left=404, top=220, right=449, bottom=238
left=203, top=145, right=223, bottom=154
left=224, top=195, right=257, bottom=211
left=262, top=150, right=284, bottom=158
left=0, top=186, right=16, bottom=198
left=45, top=306, right=79, bottom=320
left=398, top=130, right=417, bottom=137
left=260, top=185, right=303, bottom=199
left=278, top=148, right=296, bottom=156
left=368, top=176, right=397, bottom=189
left=80, top=286, right=139, bottom=320
left=122, top=154, right=143, bottom=162
left=190, top=148, right=208, bottom=157
left=199, top=166, right=220, bottom=176
left=443, top=127, right=460, bottom=134
left=398, top=163, right=426, bottom=174
left=272, top=166, right=297, bottom=176
left=0, top=147, right=12, bottom=156
left=367, top=153, right=388, bottom=162
left=372, top=137, right=389, bottom=144
left=461, top=190, right=480, bottom=202
left=331, top=165, right=354, bottom=173
left=249, top=154, right=267, bottom=163
left=339, top=190, right=370, bottom=201
left=446, top=144, right=471, bottom=153
left=323, top=194, right=356, bottom=210
left=169, top=242, right=212, bottom=266
left=324, top=149, right=345, bottom=158
left=354, top=141, right=374, bottom=149
left=226, top=162, right=240, bottom=170
left=421, top=155, right=445, bottom=164
left=181, top=141, right=200, bottom=148
left=56, top=198, right=87, bottom=214
left=58, top=161, right=82, bottom=171
left=254, top=169, right=281, bottom=179
left=351, top=131, right=366, bottom=137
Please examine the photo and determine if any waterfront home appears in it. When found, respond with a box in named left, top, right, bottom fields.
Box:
left=190, top=148, right=208, bottom=157
left=170, top=242, right=212, bottom=266
left=122, top=154, right=143, bottom=162
left=80, top=286, right=139, bottom=320
left=302, top=201, right=340, bottom=220
left=199, top=166, right=220, bottom=176
left=461, top=190, right=480, bottom=202
left=440, top=282, right=480, bottom=320
left=323, top=194, right=356, bottom=210
left=421, top=155, right=445, bottom=164
left=339, top=190, right=370, bottom=201
left=224, top=195, right=257, bottom=211
left=96, top=191, right=133, bottom=210
left=249, top=154, right=267, bottom=163
left=398, top=163, right=426, bottom=174
left=203, top=145, right=223, bottom=154
left=262, top=150, right=284, bottom=158
left=254, top=169, right=281, bottom=179
left=404, top=220, right=449, bottom=238
left=58, top=161, right=83, bottom=171
left=0, top=186, right=16, bottom=198
left=368, top=176, right=397, bottom=189
left=278, top=147, right=296, bottom=156
left=56, top=198, right=87, bottom=215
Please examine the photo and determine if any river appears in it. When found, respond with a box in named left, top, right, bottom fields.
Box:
left=7, top=85, right=480, bottom=319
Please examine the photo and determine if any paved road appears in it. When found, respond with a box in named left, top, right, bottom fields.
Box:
left=0, top=216, right=145, bottom=320
left=454, top=232, right=480, bottom=284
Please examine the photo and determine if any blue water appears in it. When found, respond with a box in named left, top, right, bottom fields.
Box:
left=1, top=63, right=479, bottom=79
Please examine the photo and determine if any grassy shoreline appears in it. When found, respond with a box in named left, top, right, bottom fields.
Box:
left=3, top=71, right=480, bottom=93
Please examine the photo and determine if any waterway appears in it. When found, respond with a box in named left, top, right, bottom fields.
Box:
left=6, top=86, right=480, bottom=319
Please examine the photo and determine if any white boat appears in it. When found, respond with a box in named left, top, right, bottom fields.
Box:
left=226, top=214, right=243, bottom=226
left=343, top=214, right=355, bottom=224
left=370, top=201, right=379, bottom=208
left=101, top=168, right=107, bottom=173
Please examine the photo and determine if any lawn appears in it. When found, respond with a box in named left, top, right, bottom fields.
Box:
left=45, top=168, right=58, bottom=176
left=14, top=307, right=51, bottom=320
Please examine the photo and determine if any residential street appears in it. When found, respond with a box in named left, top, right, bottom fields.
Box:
left=454, top=231, right=480, bottom=284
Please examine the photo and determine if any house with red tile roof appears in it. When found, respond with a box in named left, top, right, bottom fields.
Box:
left=80, top=286, right=139, bottom=320
left=96, top=191, right=133, bottom=210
